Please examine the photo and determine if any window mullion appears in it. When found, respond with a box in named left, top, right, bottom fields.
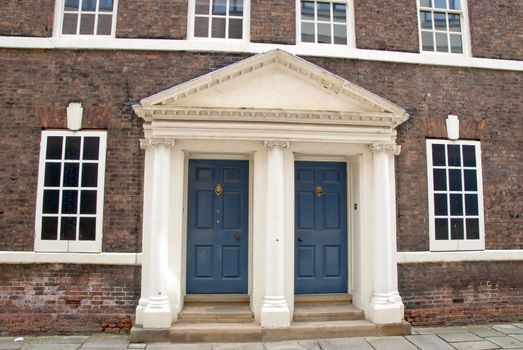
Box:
left=93, top=0, right=100, bottom=35
left=76, top=0, right=83, bottom=35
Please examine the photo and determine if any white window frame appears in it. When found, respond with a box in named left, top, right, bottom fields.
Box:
left=35, top=130, right=107, bottom=252
left=416, top=0, right=471, bottom=56
left=426, top=139, right=485, bottom=251
left=296, top=0, right=355, bottom=48
left=53, top=0, right=119, bottom=37
left=187, top=0, right=251, bottom=42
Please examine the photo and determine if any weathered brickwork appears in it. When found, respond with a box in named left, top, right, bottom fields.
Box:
left=0, top=0, right=55, bottom=37
left=0, top=264, right=140, bottom=335
left=399, top=262, right=523, bottom=325
left=250, top=0, right=295, bottom=44
left=353, top=0, right=419, bottom=53
left=468, top=0, right=523, bottom=61
left=116, top=0, right=188, bottom=40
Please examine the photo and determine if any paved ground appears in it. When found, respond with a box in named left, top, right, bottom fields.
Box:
left=1, top=323, right=523, bottom=350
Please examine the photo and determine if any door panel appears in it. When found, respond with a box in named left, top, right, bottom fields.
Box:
left=187, top=160, right=249, bottom=293
left=295, top=161, right=348, bottom=294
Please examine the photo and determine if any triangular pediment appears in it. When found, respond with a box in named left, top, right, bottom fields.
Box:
left=134, top=50, right=407, bottom=127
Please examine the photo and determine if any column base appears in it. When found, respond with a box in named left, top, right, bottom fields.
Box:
left=134, top=297, right=148, bottom=326
left=368, top=293, right=404, bottom=324
left=143, top=296, right=172, bottom=329
left=261, top=296, right=291, bottom=328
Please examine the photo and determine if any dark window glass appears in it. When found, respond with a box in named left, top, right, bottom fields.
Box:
left=46, top=137, right=63, bottom=159
left=451, top=218, right=464, bottom=239
left=98, top=0, right=113, bottom=11
left=43, top=190, right=60, bottom=214
left=450, top=34, right=463, bottom=54
left=450, top=194, right=463, bottom=215
left=420, top=11, right=432, bottom=29
left=62, top=190, right=78, bottom=214
left=81, top=163, right=98, bottom=187
left=79, top=217, right=97, bottom=240
left=195, top=0, right=209, bottom=14
left=301, top=22, right=315, bottom=42
left=64, top=0, right=79, bottom=10
left=83, top=137, right=100, bottom=160
left=465, top=194, right=478, bottom=215
left=420, top=0, right=432, bottom=7
left=44, top=163, right=61, bottom=187
left=317, top=23, right=331, bottom=43
left=80, top=190, right=97, bottom=214
left=63, top=163, right=80, bottom=187
left=333, top=3, right=346, bottom=22
left=435, top=218, right=448, bottom=240
left=80, top=14, right=95, bottom=34
left=211, top=17, right=226, bottom=38
left=194, top=17, right=209, bottom=37
left=448, top=169, right=462, bottom=191
left=41, top=217, right=58, bottom=240
left=60, top=217, right=77, bottom=240
left=421, top=31, right=434, bottom=51
left=449, top=0, right=461, bottom=10
left=466, top=219, right=479, bottom=239
left=448, top=14, right=461, bottom=32
left=433, top=169, right=447, bottom=190
left=447, top=144, right=461, bottom=166
left=317, top=2, right=331, bottom=21
left=432, top=144, right=445, bottom=166
left=435, top=0, right=446, bottom=9
left=464, top=169, right=477, bottom=191
left=333, top=24, right=347, bottom=44
left=65, top=137, right=81, bottom=160
left=434, top=194, right=448, bottom=215
left=229, top=18, right=242, bottom=39
left=97, top=14, right=112, bottom=35
left=212, top=0, right=227, bottom=15
left=62, top=13, right=78, bottom=34
left=462, top=145, right=476, bottom=167
left=82, top=0, right=97, bottom=11
left=302, top=1, right=314, bottom=20
left=434, top=12, right=447, bottom=30
left=229, top=0, right=243, bottom=16
left=435, top=32, right=448, bottom=52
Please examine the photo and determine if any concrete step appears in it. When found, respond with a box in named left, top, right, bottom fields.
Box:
left=184, top=294, right=249, bottom=303
left=171, top=322, right=262, bottom=343
left=293, top=303, right=364, bottom=322
left=178, top=303, right=254, bottom=323
left=294, top=293, right=352, bottom=304
left=289, top=320, right=377, bottom=340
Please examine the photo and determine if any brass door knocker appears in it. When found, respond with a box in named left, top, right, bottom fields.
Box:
left=315, top=186, right=324, bottom=197
left=215, top=183, right=223, bottom=196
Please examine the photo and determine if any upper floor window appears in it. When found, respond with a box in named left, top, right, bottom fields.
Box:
left=35, top=131, right=107, bottom=252
left=59, top=0, right=117, bottom=36
left=191, top=0, right=245, bottom=39
left=298, top=0, right=352, bottom=45
left=426, top=139, right=485, bottom=251
left=418, top=0, right=466, bottom=54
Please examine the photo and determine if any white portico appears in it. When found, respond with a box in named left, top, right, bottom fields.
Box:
left=131, top=50, right=408, bottom=335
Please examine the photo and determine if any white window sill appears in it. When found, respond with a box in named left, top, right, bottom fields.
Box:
left=397, top=250, right=523, bottom=263
left=0, top=251, right=142, bottom=265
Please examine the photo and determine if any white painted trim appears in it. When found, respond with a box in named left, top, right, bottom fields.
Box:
left=53, top=0, right=119, bottom=37
left=0, top=251, right=142, bottom=265
left=0, top=36, right=522, bottom=71
left=397, top=250, right=523, bottom=263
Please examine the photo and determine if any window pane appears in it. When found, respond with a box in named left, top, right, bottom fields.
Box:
left=64, top=0, right=79, bottom=11
left=212, top=0, right=227, bottom=15
left=44, top=163, right=61, bottom=187
left=434, top=12, right=447, bottom=30
left=434, top=0, right=446, bottom=9
left=211, top=17, right=226, bottom=38
left=420, top=11, right=432, bottom=29
left=434, top=193, right=448, bottom=215
left=435, top=218, right=448, bottom=240
left=80, top=190, right=97, bottom=214
left=421, top=31, right=434, bottom=51
left=448, top=14, right=461, bottom=32
left=333, top=24, right=347, bottom=44
left=63, top=163, right=80, bottom=187
left=98, top=0, right=113, bottom=12
left=43, top=190, right=60, bottom=214
left=196, top=0, right=210, bottom=14
left=229, top=18, right=242, bottom=39
left=432, top=144, right=446, bottom=166
left=60, top=217, right=77, bottom=240
left=450, top=194, right=463, bottom=215
left=229, top=0, right=243, bottom=16
left=194, top=17, right=209, bottom=37
left=450, top=34, right=463, bottom=53
left=79, top=217, right=96, bottom=240
left=46, top=137, right=63, bottom=159
left=464, top=169, right=477, bottom=191
left=82, top=0, right=97, bottom=11
left=97, top=14, right=112, bottom=35
left=451, top=218, right=464, bottom=239
left=41, top=217, right=58, bottom=240
left=333, top=3, right=346, bottom=22
left=63, top=14, right=79, bottom=34
left=465, top=194, right=478, bottom=215
left=62, top=190, right=78, bottom=214
left=301, top=1, right=314, bottom=20
left=65, top=137, right=81, bottom=159
left=301, top=22, right=315, bottom=42
left=466, top=219, right=479, bottom=239
left=433, top=169, right=447, bottom=190
left=81, top=163, right=99, bottom=187
left=447, top=144, right=461, bottom=166
left=80, top=14, right=96, bottom=34
left=448, top=169, right=462, bottom=191
left=462, top=145, right=476, bottom=167
left=317, top=2, right=331, bottom=21
left=435, top=32, right=448, bottom=52
left=317, top=23, right=331, bottom=43
left=449, top=0, right=461, bottom=10
left=420, top=0, right=432, bottom=7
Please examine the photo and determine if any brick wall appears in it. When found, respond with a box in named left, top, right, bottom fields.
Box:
left=399, top=261, right=523, bottom=325
left=0, top=264, right=140, bottom=335
left=0, top=0, right=55, bottom=37
left=250, top=0, right=295, bottom=44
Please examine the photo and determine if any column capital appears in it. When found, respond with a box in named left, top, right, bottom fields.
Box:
left=140, top=138, right=175, bottom=150
left=369, top=143, right=401, bottom=156
left=264, top=140, right=289, bottom=150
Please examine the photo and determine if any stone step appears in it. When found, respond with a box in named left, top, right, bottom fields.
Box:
left=178, top=303, right=254, bottom=323
left=293, top=303, right=364, bottom=322
left=289, top=320, right=377, bottom=340
left=294, top=293, right=352, bottom=303
left=184, top=294, right=249, bottom=303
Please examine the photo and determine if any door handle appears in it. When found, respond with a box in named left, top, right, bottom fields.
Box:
left=297, top=237, right=303, bottom=242
left=315, top=186, right=324, bottom=197
left=235, top=235, right=241, bottom=240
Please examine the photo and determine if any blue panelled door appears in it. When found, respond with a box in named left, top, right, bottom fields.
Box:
left=187, top=160, right=249, bottom=293
left=295, top=161, right=348, bottom=294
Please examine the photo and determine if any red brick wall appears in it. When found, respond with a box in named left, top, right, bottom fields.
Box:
left=0, top=0, right=55, bottom=37
left=0, top=264, right=140, bottom=335
left=399, top=261, right=523, bottom=325
left=250, top=0, right=295, bottom=44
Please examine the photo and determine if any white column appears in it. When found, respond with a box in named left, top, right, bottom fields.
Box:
left=261, top=140, right=291, bottom=328
left=141, top=138, right=175, bottom=329
left=368, top=143, right=404, bottom=324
